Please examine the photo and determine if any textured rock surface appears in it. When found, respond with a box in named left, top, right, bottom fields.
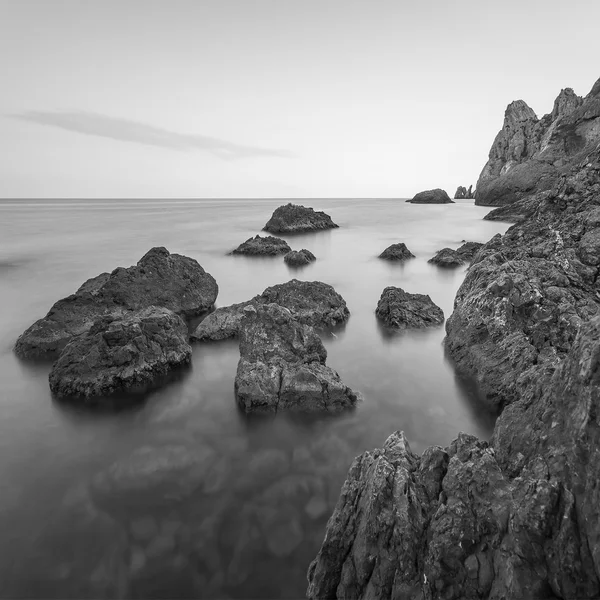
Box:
left=454, top=185, right=475, bottom=199
left=406, top=188, right=454, bottom=204
left=15, top=247, right=217, bottom=359
left=191, top=279, right=349, bottom=341
left=230, top=235, right=291, bottom=256
left=49, top=307, right=191, bottom=400
left=475, top=79, right=600, bottom=206
left=378, top=242, right=415, bottom=261
left=284, top=249, right=316, bottom=267
left=428, top=242, right=483, bottom=268
left=375, top=286, right=444, bottom=329
left=234, top=304, right=359, bottom=413
left=263, top=203, right=338, bottom=234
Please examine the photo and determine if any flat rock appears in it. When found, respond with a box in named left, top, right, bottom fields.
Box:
left=263, top=203, right=338, bottom=234
left=49, top=307, right=191, bottom=400
left=229, top=235, right=291, bottom=256
left=15, top=247, right=218, bottom=359
left=284, top=249, right=316, bottom=267
left=375, top=286, right=444, bottom=329
left=378, top=242, right=415, bottom=261
left=191, top=279, right=349, bottom=341
left=406, top=188, right=454, bottom=204
left=234, top=303, right=359, bottom=413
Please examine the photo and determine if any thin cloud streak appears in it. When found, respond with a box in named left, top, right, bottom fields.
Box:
left=12, top=110, right=294, bottom=159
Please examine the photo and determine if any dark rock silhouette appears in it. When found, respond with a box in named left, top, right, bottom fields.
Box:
left=378, top=242, right=415, bottom=261
left=263, top=203, right=338, bottom=234
left=406, top=188, right=454, bottom=204
left=230, top=235, right=291, bottom=256
left=375, top=286, right=444, bottom=329
left=284, top=249, right=316, bottom=267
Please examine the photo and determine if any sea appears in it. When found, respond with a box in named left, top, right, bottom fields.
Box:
left=0, top=198, right=508, bottom=599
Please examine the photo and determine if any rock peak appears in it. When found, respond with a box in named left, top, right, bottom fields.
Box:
left=588, top=76, right=600, bottom=98
left=551, top=87, right=583, bottom=120
left=504, top=99, right=537, bottom=126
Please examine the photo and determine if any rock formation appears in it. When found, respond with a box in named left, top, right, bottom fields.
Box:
left=49, top=307, right=191, bottom=401
left=378, top=242, right=415, bottom=261
left=454, top=185, right=474, bottom=199
left=428, top=242, right=483, bottom=268
left=15, top=247, right=218, bottom=359
left=234, top=304, right=359, bottom=413
left=375, top=287, right=444, bottom=329
left=263, top=203, right=338, bottom=234
left=406, top=189, right=454, bottom=204
left=475, top=78, right=600, bottom=206
left=191, top=279, right=349, bottom=342
left=230, top=235, right=291, bottom=256
left=284, top=249, right=316, bottom=267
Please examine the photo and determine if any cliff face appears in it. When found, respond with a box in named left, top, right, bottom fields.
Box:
left=475, top=78, right=600, bottom=206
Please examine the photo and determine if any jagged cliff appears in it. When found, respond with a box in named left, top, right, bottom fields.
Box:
left=475, top=78, right=600, bottom=206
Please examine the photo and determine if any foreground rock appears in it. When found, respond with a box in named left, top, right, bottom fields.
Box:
left=15, top=247, right=217, bottom=359
left=49, top=307, right=191, bottom=400
left=428, top=241, right=483, bottom=268
left=263, top=203, right=338, bottom=234
left=454, top=185, right=474, bottom=199
left=235, top=304, right=359, bottom=413
left=475, top=79, right=600, bottom=206
left=230, top=235, right=291, bottom=256
left=375, top=286, right=444, bottom=329
left=378, top=242, right=415, bottom=261
left=284, top=249, right=316, bottom=267
left=406, top=188, right=454, bottom=204
left=191, top=279, right=349, bottom=341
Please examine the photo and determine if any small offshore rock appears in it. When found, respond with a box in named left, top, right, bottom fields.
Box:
left=406, top=188, right=454, bottom=204
left=284, top=249, right=316, bottom=267
left=375, top=286, right=444, bottom=329
left=378, top=242, right=415, bottom=261
left=263, top=203, right=338, bottom=234
left=230, top=235, right=291, bottom=256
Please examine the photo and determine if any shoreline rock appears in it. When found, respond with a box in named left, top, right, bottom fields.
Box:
left=375, top=286, right=444, bottom=329
left=428, top=242, right=483, bottom=268
left=406, top=189, right=454, bottom=204
left=230, top=235, right=291, bottom=256
left=263, top=203, right=338, bottom=234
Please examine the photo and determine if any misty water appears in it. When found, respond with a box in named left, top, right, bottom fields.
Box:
left=0, top=198, right=508, bottom=599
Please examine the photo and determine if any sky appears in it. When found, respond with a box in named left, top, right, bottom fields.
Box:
left=1, top=0, right=599, bottom=199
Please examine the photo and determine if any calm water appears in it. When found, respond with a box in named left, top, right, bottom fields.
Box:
left=0, top=198, right=508, bottom=599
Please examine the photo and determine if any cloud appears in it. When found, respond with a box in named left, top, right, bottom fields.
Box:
left=12, top=110, right=293, bottom=159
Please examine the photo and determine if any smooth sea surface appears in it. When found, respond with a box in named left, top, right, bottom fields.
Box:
left=0, top=198, right=508, bottom=599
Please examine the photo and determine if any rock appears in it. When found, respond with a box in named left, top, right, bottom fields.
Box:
left=284, top=249, right=316, bottom=267
left=234, top=303, right=359, bottom=413
left=378, top=242, right=415, bottom=261
left=263, top=203, right=339, bottom=234
left=375, top=286, right=444, bottom=329
left=191, top=279, right=349, bottom=341
left=229, top=235, right=291, bottom=256
left=406, top=188, right=454, bottom=204
left=49, top=307, right=191, bottom=400
left=483, top=194, right=544, bottom=222
left=454, top=185, right=468, bottom=199
left=15, top=247, right=218, bottom=359
left=428, top=242, right=483, bottom=268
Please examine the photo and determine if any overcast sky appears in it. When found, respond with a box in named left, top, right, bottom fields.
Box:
left=1, top=0, right=598, bottom=198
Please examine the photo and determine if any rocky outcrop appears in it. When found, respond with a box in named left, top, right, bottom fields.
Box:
left=49, top=307, right=191, bottom=400
left=191, top=279, right=349, bottom=342
left=406, top=188, right=454, bottom=204
left=230, top=235, right=291, bottom=256
left=428, top=242, right=484, bottom=268
left=263, top=203, right=338, bottom=234
left=378, top=242, right=415, bottom=261
left=15, top=247, right=217, bottom=359
left=454, top=185, right=475, bottom=199
left=475, top=79, right=600, bottom=206
left=284, top=249, right=316, bottom=267
left=375, top=286, right=444, bottom=329
left=234, top=304, right=359, bottom=413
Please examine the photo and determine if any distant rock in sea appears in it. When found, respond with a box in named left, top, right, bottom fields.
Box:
left=263, top=203, right=338, bottom=234
left=375, top=286, right=444, bottom=329
left=378, top=242, right=415, bottom=261
left=230, top=235, right=291, bottom=256
left=284, top=249, right=316, bottom=267
left=406, top=189, right=454, bottom=204
left=454, top=184, right=475, bottom=199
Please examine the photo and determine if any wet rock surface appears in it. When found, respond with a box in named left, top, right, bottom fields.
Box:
left=428, top=241, right=483, bottom=268
left=406, top=188, right=454, bottom=204
left=263, top=203, right=339, bottom=234
left=284, top=249, right=316, bottom=267
left=229, top=235, right=291, bottom=256
left=191, top=279, right=349, bottom=341
left=375, top=286, right=444, bottom=329
left=15, top=247, right=218, bottom=359
left=378, top=242, right=415, bottom=261
left=234, top=303, right=359, bottom=413
left=49, top=307, right=191, bottom=401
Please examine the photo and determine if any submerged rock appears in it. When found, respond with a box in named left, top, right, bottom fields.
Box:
left=378, top=242, right=415, bottom=261
left=263, top=203, right=338, bottom=234
left=49, top=307, right=191, bottom=400
left=406, top=188, right=454, bottom=204
left=15, top=247, right=218, bottom=359
left=375, top=286, right=444, bottom=329
left=191, top=279, right=349, bottom=341
left=234, top=303, right=359, bottom=413
left=284, top=249, right=316, bottom=267
left=428, top=242, right=483, bottom=268
left=229, top=235, right=291, bottom=256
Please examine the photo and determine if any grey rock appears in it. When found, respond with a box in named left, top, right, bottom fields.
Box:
left=375, top=286, right=444, bottom=329
left=428, top=242, right=483, bottom=268
left=229, top=235, right=291, bottom=256
left=406, top=188, right=454, bottom=204
left=263, top=203, right=338, bottom=233
left=284, top=249, right=316, bottom=267
left=378, top=242, right=415, bottom=261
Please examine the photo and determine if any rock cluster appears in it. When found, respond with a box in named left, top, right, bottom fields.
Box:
left=454, top=185, right=475, bottom=199
left=428, top=241, right=483, bottom=268
left=378, top=242, right=415, bottom=261
left=263, top=203, right=338, bottom=234
left=230, top=235, right=291, bottom=256
left=375, top=286, right=444, bottom=329
left=406, top=189, right=454, bottom=204
left=284, top=249, right=316, bottom=267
